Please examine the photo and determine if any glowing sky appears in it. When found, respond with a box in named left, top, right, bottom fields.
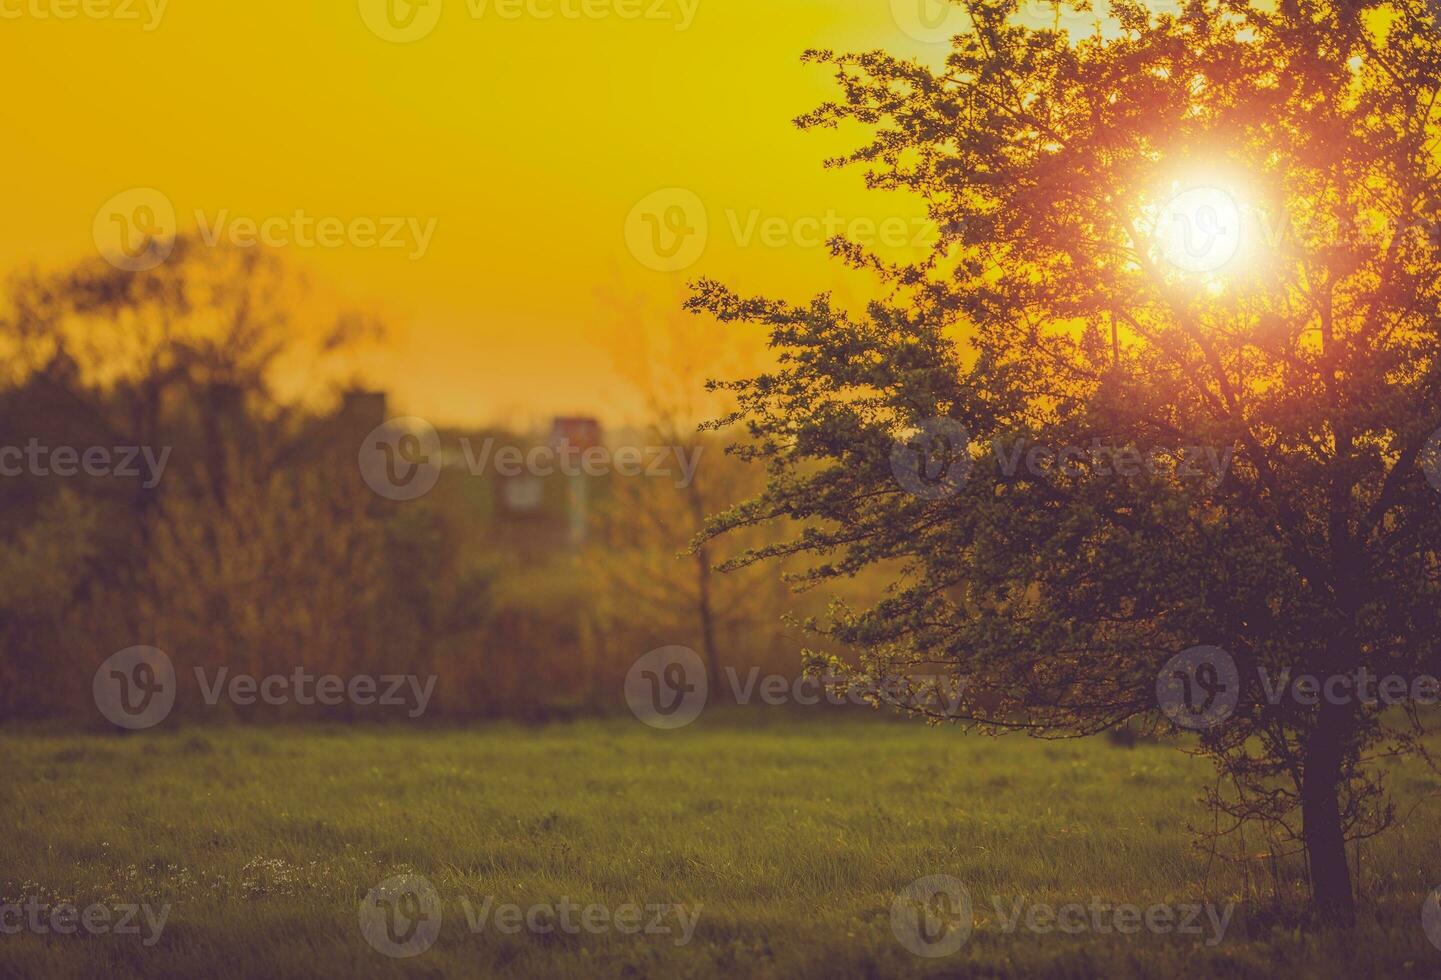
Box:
left=3, top=0, right=1082, bottom=426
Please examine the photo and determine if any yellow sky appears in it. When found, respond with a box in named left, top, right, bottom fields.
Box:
left=2, top=0, right=1076, bottom=426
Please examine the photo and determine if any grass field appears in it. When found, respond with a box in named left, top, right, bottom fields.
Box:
left=3, top=713, right=1441, bottom=978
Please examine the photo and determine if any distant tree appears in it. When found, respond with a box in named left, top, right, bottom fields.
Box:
left=0, top=238, right=423, bottom=722
left=691, top=0, right=1441, bottom=926
left=588, top=285, right=793, bottom=697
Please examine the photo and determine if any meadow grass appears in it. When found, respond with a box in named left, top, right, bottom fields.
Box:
left=2, top=712, right=1440, bottom=978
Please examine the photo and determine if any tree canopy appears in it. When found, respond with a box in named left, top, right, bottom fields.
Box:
left=691, top=0, right=1441, bottom=925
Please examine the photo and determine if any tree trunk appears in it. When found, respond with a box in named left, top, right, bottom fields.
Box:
left=694, top=541, right=720, bottom=697
left=1301, top=701, right=1356, bottom=927
left=685, top=473, right=722, bottom=698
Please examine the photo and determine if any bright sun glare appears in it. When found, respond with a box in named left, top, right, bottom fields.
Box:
left=1153, top=184, right=1245, bottom=275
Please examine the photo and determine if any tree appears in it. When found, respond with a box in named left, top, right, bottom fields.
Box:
left=690, top=0, right=1441, bottom=926
left=0, top=237, right=445, bottom=723
left=586, top=284, right=795, bottom=699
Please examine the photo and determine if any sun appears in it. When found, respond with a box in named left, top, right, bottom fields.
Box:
left=1135, top=166, right=1267, bottom=293
left=1155, top=185, right=1244, bottom=275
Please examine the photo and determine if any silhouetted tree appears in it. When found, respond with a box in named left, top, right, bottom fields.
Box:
left=692, top=0, right=1441, bottom=926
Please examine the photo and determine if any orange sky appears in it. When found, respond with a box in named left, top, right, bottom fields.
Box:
left=3, top=0, right=1092, bottom=426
